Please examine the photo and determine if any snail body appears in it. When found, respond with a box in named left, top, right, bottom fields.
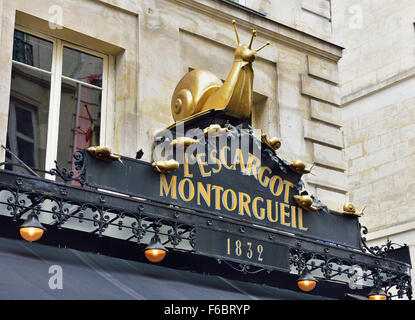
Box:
left=171, top=21, right=270, bottom=122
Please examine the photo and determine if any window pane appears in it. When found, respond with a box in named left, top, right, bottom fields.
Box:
left=15, top=106, right=34, bottom=138
left=16, top=137, right=35, bottom=167
left=62, top=47, right=103, bottom=87
left=12, top=30, right=53, bottom=71
left=6, top=65, right=51, bottom=174
left=57, top=78, right=101, bottom=175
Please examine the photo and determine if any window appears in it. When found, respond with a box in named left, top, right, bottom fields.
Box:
left=6, top=28, right=108, bottom=178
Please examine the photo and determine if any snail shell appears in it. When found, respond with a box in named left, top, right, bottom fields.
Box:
left=203, top=124, right=228, bottom=137
left=87, top=146, right=120, bottom=162
left=268, top=138, right=281, bottom=150
left=170, top=137, right=201, bottom=149
left=261, top=134, right=281, bottom=152
left=293, top=195, right=319, bottom=212
left=171, top=70, right=223, bottom=121
left=152, top=159, right=180, bottom=174
left=343, top=203, right=356, bottom=213
left=289, top=160, right=311, bottom=174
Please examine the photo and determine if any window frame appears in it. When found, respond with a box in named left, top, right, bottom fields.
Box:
left=12, top=26, right=110, bottom=179
left=231, top=0, right=246, bottom=6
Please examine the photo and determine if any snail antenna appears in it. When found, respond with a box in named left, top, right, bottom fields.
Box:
left=248, top=29, right=257, bottom=49
left=232, top=20, right=240, bottom=45
left=255, top=41, right=271, bottom=53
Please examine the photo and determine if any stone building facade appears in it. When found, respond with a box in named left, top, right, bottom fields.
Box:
left=332, top=0, right=415, bottom=288
left=0, top=0, right=413, bottom=293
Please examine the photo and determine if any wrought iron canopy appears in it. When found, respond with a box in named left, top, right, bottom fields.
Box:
left=0, top=149, right=412, bottom=300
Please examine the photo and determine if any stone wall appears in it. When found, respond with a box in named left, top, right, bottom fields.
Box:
left=244, top=0, right=333, bottom=40
left=343, top=94, right=415, bottom=232
left=332, top=0, right=415, bottom=99
left=332, top=0, right=415, bottom=234
left=333, top=0, right=415, bottom=290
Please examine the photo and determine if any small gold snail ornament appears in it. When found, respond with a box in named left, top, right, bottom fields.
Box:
left=87, top=146, right=122, bottom=163
left=170, top=137, right=202, bottom=149
left=289, top=160, right=314, bottom=175
left=152, top=159, right=180, bottom=174
left=203, top=124, right=229, bottom=138
left=342, top=203, right=365, bottom=217
left=293, top=195, right=319, bottom=212
left=261, top=133, right=281, bottom=153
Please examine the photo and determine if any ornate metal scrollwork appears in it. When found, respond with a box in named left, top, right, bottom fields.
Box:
left=217, top=259, right=272, bottom=275
left=360, top=225, right=408, bottom=257
left=0, top=169, right=411, bottom=300
left=48, top=151, right=87, bottom=185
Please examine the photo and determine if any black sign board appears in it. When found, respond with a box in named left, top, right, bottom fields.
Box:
left=195, top=227, right=290, bottom=272
left=83, top=118, right=361, bottom=249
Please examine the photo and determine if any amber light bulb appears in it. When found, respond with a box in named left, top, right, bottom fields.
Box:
left=297, top=279, right=317, bottom=292
left=145, top=249, right=167, bottom=263
left=368, top=288, right=387, bottom=300
left=144, top=236, right=168, bottom=263
left=19, top=214, right=46, bottom=242
left=297, top=269, right=318, bottom=292
left=20, top=227, right=44, bottom=242
left=369, top=295, right=387, bottom=301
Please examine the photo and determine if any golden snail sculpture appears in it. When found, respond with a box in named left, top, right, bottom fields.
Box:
left=261, top=133, right=281, bottom=153
left=152, top=159, right=180, bottom=174
left=342, top=203, right=365, bottom=217
left=293, top=195, right=319, bottom=212
left=170, top=137, right=202, bottom=149
left=203, top=124, right=229, bottom=137
left=289, top=160, right=314, bottom=175
left=87, top=146, right=122, bottom=163
left=171, top=20, right=270, bottom=122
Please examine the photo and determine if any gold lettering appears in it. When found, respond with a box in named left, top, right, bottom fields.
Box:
left=238, top=192, right=252, bottom=217
left=212, top=185, right=224, bottom=210
left=291, top=205, right=297, bottom=228
left=209, top=148, right=222, bottom=174
left=280, top=203, right=291, bottom=226
left=269, top=175, right=284, bottom=197
left=244, top=153, right=261, bottom=179
left=267, top=200, right=278, bottom=223
left=196, top=153, right=211, bottom=177
left=283, top=180, right=294, bottom=203
left=220, top=146, right=234, bottom=170
left=160, top=174, right=177, bottom=199
left=233, top=148, right=246, bottom=172
left=184, top=153, right=193, bottom=178
left=197, top=182, right=211, bottom=206
left=298, top=207, right=308, bottom=231
left=222, top=189, right=237, bottom=211
left=259, top=166, right=272, bottom=188
left=178, top=178, right=195, bottom=202
left=252, top=196, right=265, bottom=220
